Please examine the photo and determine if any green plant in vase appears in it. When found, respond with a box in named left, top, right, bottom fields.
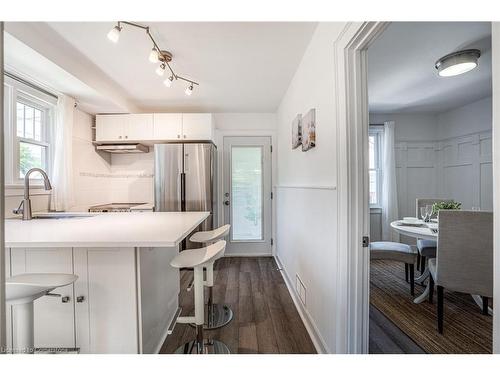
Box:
left=431, top=201, right=462, bottom=217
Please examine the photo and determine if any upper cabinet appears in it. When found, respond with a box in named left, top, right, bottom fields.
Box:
left=96, top=113, right=213, bottom=142
left=96, top=114, right=153, bottom=142
left=153, top=113, right=182, bottom=140
left=182, top=113, right=214, bottom=140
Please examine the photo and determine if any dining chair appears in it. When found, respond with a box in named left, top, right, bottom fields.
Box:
left=415, top=198, right=453, bottom=273
left=428, top=210, right=493, bottom=334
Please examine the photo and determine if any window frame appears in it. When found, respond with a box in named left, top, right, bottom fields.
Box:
left=369, top=126, right=384, bottom=208
left=4, top=75, right=56, bottom=187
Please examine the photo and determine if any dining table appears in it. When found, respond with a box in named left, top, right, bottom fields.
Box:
left=390, top=219, right=492, bottom=315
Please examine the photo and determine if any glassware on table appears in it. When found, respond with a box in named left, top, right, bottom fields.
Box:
left=471, top=206, right=481, bottom=211
left=425, top=205, right=433, bottom=222
left=420, top=207, right=428, bottom=222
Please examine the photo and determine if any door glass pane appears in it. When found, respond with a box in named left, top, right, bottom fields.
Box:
left=231, top=146, right=263, bottom=241
left=19, top=142, right=45, bottom=179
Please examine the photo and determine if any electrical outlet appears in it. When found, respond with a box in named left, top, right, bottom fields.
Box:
left=295, top=275, right=306, bottom=306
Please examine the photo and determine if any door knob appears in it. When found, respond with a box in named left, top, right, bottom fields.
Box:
left=224, top=201, right=230, bottom=206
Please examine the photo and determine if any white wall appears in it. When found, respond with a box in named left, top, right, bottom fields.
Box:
left=370, top=112, right=437, bottom=141
left=370, top=96, right=493, bottom=243
left=214, top=113, right=276, bottom=132
left=275, top=23, right=346, bottom=353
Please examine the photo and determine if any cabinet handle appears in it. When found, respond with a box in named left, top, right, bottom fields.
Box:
left=125, top=135, right=128, bottom=139
left=183, top=135, right=187, bottom=139
left=76, top=296, right=85, bottom=303
left=119, top=135, right=122, bottom=139
left=177, top=134, right=180, bottom=139
left=61, top=296, right=70, bottom=303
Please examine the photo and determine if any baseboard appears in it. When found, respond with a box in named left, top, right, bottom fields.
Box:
left=275, top=255, right=329, bottom=354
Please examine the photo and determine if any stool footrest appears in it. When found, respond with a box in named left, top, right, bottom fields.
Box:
left=177, top=316, right=196, bottom=325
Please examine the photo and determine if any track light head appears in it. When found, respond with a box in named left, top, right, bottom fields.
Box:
left=107, top=25, right=122, bottom=43
left=155, top=63, right=166, bottom=76
left=164, top=75, right=174, bottom=88
left=185, top=84, right=194, bottom=96
left=149, top=48, right=159, bottom=63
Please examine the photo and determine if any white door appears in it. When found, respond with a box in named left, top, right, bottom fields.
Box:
left=10, top=247, right=76, bottom=349
left=222, top=136, right=272, bottom=256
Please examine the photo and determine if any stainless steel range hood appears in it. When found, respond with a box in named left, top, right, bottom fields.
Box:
left=95, top=144, right=149, bottom=154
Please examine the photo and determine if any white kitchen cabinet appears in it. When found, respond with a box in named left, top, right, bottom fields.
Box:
left=10, top=247, right=76, bottom=349
left=73, top=247, right=138, bottom=354
left=153, top=113, right=183, bottom=140
left=96, top=114, right=153, bottom=142
left=126, top=114, right=154, bottom=140
left=182, top=113, right=214, bottom=140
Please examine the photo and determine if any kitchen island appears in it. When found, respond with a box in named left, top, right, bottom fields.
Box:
left=4, top=211, right=209, bottom=354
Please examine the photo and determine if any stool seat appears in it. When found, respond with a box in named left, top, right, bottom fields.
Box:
left=370, top=241, right=416, bottom=263
left=189, top=224, right=230, bottom=244
left=170, top=241, right=226, bottom=268
left=417, top=239, right=437, bottom=258
left=6, top=273, right=78, bottom=305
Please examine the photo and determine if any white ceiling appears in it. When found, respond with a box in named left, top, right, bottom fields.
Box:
left=368, top=22, right=492, bottom=114
left=39, top=22, right=317, bottom=113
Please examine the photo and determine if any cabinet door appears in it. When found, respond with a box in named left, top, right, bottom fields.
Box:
left=153, top=113, right=182, bottom=140
left=126, top=114, right=154, bottom=141
left=96, top=115, right=126, bottom=141
left=10, top=248, right=76, bottom=349
left=74, top=248, right=138, bottom=354
left=182, top=113, right=213, bottom=140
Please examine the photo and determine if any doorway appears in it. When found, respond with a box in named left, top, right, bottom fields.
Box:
left=222, top=136, right=272, bottom=256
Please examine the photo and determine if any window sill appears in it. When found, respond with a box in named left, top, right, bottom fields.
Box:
left=5, top=184, right=51, bottom=197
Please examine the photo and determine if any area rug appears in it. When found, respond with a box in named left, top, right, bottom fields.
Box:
left=370, top=260, right=492, bottom=353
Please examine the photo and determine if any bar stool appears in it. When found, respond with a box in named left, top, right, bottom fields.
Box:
left=6, top=273, right=78, bottom=354
left=189, top=224, right=232, bottom=330
left=171, top=240, right=230, bottom=354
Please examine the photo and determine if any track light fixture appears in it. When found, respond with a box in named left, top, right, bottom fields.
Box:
left=148, top=48, right=159, bottom=63
left=164, top=75, right=174, bottom=88
left=106, top=21, right=199, bottom=92
left=107, top=25, right=122, bottom=43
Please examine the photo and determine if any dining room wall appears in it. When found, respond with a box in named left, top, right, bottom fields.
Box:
left=370, top=96, right=493, bottom=243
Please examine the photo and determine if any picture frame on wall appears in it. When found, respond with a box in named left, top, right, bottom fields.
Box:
left=302, top=109, right=316, bottom=151
left=292, top=114, right=302, bottom=149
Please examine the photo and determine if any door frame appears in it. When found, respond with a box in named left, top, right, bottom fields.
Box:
left=333, top=21, right=389, bottom=353
left=215, top=129, right=277, bottom=256
left=338, top=21, right=500, bottom=354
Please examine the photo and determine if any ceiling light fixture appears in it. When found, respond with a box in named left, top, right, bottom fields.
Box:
left=106, top=21, right=199, bottom=92
left=107, top=24, right=122, bottom=43
left=156, top=63, right=166, bottom=76
left=164, top=75, right=174, bottom=87
left=148, top=48, right=159, bottom=63
left=435, top=49, right=481, bottom=77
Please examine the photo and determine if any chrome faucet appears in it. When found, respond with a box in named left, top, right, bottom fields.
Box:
left=13, top=168, right=52, bottom=220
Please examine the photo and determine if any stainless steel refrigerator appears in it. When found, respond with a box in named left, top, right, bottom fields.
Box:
left=154, top=142, right=217, bottom=248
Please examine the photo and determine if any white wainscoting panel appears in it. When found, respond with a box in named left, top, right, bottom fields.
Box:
left=275, top=185, right=337, bottom=353
left=371, top=130, right=492, bottom=243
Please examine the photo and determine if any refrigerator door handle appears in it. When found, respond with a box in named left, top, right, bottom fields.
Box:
left=180, top=172, right=186, bottom=211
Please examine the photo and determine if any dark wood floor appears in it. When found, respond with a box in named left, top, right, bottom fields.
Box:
left=160, top=257, right=317, bottom=354
left=369, top=305, right=425, bottom=354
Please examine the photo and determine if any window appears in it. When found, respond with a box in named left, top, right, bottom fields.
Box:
left=4, top=75, right=56, bottom=185
left=369, top=127, right=383, bottom=207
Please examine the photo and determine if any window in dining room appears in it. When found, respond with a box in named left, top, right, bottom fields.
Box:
left=369, top=127, right=383, bottom=207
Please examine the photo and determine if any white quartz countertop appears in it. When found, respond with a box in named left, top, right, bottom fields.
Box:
left=5, top=211, right=210, bottom=248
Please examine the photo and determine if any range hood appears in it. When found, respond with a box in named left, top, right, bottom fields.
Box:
left=95, top=144, right=149, bottom=154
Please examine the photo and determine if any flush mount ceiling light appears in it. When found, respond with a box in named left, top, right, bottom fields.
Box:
left=435, top=49, right=481, bottom=77
left=106, top=21, right=199, bottom=95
